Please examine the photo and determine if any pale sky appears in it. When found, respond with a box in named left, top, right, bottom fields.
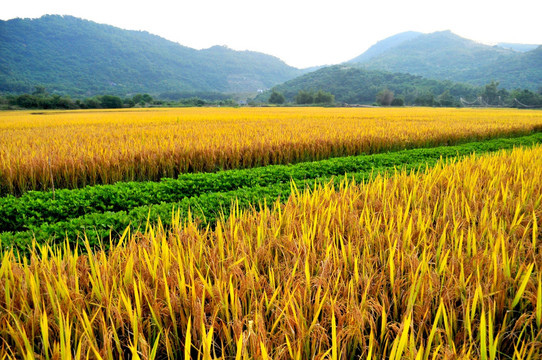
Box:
left=2, top=0, right=542, bottom=68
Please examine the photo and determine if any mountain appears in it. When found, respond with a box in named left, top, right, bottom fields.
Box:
left=349, top=31, right=542, bottom=90
left=471, top=45, right=542, bottom=90
left=0, top=15, right=303, bottom=96
left=258, top=65, right=479, bottom=104
left=349, top=31, right=422, bottom=63
left=497, top=43, right=539, bottom=52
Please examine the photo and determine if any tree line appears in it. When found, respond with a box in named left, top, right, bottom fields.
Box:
left=0, top=87, right=238, bottom=110
left=268, top=81, right=542, bottom=108
left=269, top=90, right=335, bottom=105
left=259, top=65, right=542, bottom=108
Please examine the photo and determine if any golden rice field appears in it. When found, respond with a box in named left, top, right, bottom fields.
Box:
left=2, top=107, right=542, bottom=195
left=1, top=145, right=542, bottom=359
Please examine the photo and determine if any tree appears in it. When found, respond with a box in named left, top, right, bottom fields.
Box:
left=414, top=92, right=436, bottom=106
left=268, top=90, right=285, bottom=104
left=84, top=98, right=100, bottom=109
left=15, top=94, right=39, bottom=108
left=133, top=93, right=153, bottom=105
left=480, top=81, right=500, bottom=105
left=32, top=85, right=47, bottom=96
left=510, top=89, right=542, bottom=107
left=314, top=90, right=334, bottom=104
left=438, top=90, right=455, bottom=107
left=295, top=90, right=314, bottom=105
left=390, top=97, right=404, bottom=106
left=181, top=97, right=205, bottom=106
left=142, top=94, right=153, bottom=103
left=100, top=95, right=123, bottom=109
left=376, top=89, right=394, bottom=106
left=123, top=98, right=135, bottom=107
left=49, top=94, right=76, bottom=109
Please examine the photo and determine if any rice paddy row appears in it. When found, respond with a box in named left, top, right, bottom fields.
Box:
left=3, top=107, right=542, bottom=196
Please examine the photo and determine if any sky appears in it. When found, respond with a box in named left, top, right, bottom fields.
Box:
left=2, top=0, right=542, bottom=69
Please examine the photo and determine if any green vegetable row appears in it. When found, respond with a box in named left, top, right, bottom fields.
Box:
left=0, top=182, right=293, bottom=251
left=2, top=132, right=542, bottom=253
left=2, top=132, right=542, bottom=234
left=0, top=171, right=403, bottom=252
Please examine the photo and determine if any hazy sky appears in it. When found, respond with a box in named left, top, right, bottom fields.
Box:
left=2, top=0, right=542, bottom=68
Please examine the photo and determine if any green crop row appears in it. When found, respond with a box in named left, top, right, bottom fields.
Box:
left=2, top=132, right=542, bottom=233
left=2, top=132, right=542, bottom=253
left=1, top=172, right=393, bottom=252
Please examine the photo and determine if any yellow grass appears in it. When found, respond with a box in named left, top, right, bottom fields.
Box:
left=1, top=144, right=541, bottom=358
left=2, top=107, right=542, bottom=195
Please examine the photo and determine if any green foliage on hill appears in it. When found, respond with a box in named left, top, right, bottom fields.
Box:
left=350, top=31, right=542, bottom=90
left=257, top=65, right=479, bottom=105
left=0, top=15, right=302, bottom=96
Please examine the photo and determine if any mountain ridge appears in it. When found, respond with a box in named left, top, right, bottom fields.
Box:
left=348, top=30, right=542, bottom=90
left=0, top=15, right=304, bottom=96
left=2, top=16, right=541, bottom=97
left=349, top=31, right=423, bottom=63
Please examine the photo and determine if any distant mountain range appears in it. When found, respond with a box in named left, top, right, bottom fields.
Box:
left=0, top=15, right=304, bottom=96
left=348, top=30, right=542, bottom=90
left=1, top=16, right=540, bottom=99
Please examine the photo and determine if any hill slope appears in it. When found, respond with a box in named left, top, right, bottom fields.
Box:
left=0, top=15, right=303, bottom=96
left=350, top=31, right=422, bottom=63
left=261, top=65, right=479, bottom=104
left=497, top=43, right=539, bottom=52
left=349, top=31, right=542, bottom=90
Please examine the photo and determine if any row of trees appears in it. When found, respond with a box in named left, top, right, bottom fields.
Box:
left=4, top=83, right=541, bottom=110
left=0, top=89, right=156, bottom=110
left=375, top=82, right=542, bottom=108
left=477, top=81, right=542, bottom=107
left=269, top=90, right=335, bottom=105
left=0, top=88, right=239, bottom=110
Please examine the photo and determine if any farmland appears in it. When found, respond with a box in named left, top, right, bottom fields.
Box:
left=2, top=107, right=542, bottom=196
left=1, top=107, right=542, bottom=358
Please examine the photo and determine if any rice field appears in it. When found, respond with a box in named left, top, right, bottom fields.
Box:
left=1, top=107, right=542, bottom=359
left=1, top=144, right=542, bottom=359
left=2, top=107, right=542, bottom=195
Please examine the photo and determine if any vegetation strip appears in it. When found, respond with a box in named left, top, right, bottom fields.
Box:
left=2, top=131, right=542, bottom=231
left=2, top=132, right=542, bottom=251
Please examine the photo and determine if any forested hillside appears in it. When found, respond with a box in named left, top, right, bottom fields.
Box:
left=0, top=15, right=303, bottom=96
left=350, top=31, right=542, bottom=90
left=261, top=65, right=479, bottom=104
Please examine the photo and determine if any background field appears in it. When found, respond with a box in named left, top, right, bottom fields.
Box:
left=2, top=107, right=542, bottom=196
